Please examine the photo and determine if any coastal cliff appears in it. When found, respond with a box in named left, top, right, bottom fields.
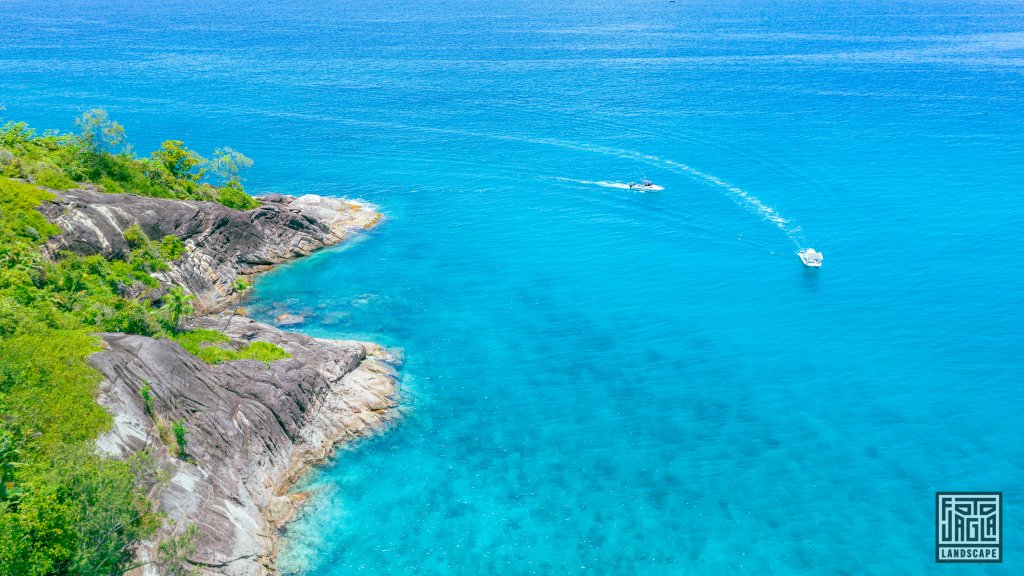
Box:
left=36, top=188, right=398, bottom=575
left=92, top=317, right=398, bottom=575
left=39, top=186, right=381, bottom=314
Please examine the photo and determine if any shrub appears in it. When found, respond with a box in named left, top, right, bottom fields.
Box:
left=157, top=524, right=200, bottom=576
left=0, top=121, right=35, bottom=147
left=208, top=148, right=252, bottom=185
left=33, top=169, right=76, bottom=191
left=242, top=341, right=291, bottom=363
left=216, top=181, right=259, bottom=210
left=0, top=332, right=159, bottom=575
left=75, top=108, right=125, bottom=153
left=0, top=296, right=25, bottom=338
left=97, top=176, right=124, bottom=194
left=171, top=420, right=187, bottom=459
left=122, top=224, right=148, bottom=249
left=139, top=381, right=154, bottom=416
left=170, top=328, right=290, bottom=364
left=0, top=428, right=23, bottom=502
left=152, top=140, right=206, bottom=182
left=98, top=298, right=159, bottom=335
left=160, top=235, right=186, bottom=261
left=1, top=160, right=20, bottom=178
left=154, top=417, right=175, bottom=455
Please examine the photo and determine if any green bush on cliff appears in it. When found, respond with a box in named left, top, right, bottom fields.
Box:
left=32, top=168, right=76, bottom=191
left=160, top=235, right=186, bottom=261
left=0, top=331, right=160, bottom=576
left=156, top=524, right=200, bottom=576
left=0, top=176, right=162, bottom=575
left=0, top=110, right=274, bottom=572
left=0, top=110, right=260, bottom=211
left=171, top=420, right=188, bottom=459
left=241, top=340, right=292, bottom=363
left=216, top=180, right=259, bottom=210
left=170, top=328, right=291, bottom=364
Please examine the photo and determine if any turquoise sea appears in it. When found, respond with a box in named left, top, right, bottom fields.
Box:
left=2, top=0, right=1023, bottom=573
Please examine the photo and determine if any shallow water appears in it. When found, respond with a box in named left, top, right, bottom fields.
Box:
left=2, top=0, right=1023, bottom=573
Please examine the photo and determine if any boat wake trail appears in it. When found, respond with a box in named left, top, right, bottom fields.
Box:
left=307, top=116, right=806, bottom=246
left=657, top=159, right=803, bottom=244
left=538, top=139, right=804, bottom=246
left=552, top=177, right=665, bottom=191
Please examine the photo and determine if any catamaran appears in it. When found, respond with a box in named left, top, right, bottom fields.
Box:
left=798, top=248, right=823, bottom=268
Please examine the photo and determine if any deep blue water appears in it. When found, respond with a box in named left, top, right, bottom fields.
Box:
left=3, top=1, right=1024, bottom=573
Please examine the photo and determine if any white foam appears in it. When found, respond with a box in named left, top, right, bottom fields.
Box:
left=313, top=118, right=807, bottom=246
left=554, top=177, right=664, bottom=191
left=541, top=141, right=804, bottom=246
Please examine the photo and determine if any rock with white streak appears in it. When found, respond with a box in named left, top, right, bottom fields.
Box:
left=38, top=186, right=383, bottom=314
left=34, top=185, right=400, bottom=575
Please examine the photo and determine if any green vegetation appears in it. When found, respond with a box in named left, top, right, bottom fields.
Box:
left=0, top=330, right=161, bottom=575
left=170, top=328, right=290, bottom=365
left=160, top=286, right=195, bottom=332
left=208, top=147, right=253, bottom=185
left=160, top=234, right=186, bottom=261
left=74, top=109, right=125, bottom=153
left=0, top=176, right=165, bottom=574
left=139, top=382, right=154, bottom=416
left=0, top=111, right=278, bottom=575
left=216, top=180, right=260, bottom=210
left=171, top=420, right=188, bottom=460
left=152, top=140, right=205, bottom=182
left=33, top=169, right=76, bottom=191
left=156, top=524, right=200, bottom=576
left=0, top=109, right=258, bottom=209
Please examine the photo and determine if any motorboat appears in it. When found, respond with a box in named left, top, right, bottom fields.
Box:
left=798, top=248, right=823, bottom=268
left=627, top=179, right=662, bottom=191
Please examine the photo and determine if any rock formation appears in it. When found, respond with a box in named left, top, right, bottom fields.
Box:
left=39, top=186, right=381, bottom=314
left=37, top=187, right=397, bottom=575
left=92, top=317, right=399, bottom=575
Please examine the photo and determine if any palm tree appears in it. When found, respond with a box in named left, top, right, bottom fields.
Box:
left=160, top=286, right=194, bottom=332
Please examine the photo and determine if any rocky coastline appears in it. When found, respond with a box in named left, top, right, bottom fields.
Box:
left=38, top=188, right=399, bottom=575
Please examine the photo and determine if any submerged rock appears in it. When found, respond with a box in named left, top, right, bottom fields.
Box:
left=319, top=311, right=351, bottom=327
left=274, top=313, right=305, bottom=327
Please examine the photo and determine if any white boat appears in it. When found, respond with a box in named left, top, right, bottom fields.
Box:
left=798, top=248, right=823, bottom=267
left=628, top=179, right=662, bottom=191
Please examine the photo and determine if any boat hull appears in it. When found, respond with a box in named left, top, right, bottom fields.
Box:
left=798, top=250, right=823, bottom=267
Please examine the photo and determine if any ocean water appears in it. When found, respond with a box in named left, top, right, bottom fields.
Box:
left=2, top=0, right=1024, bottom=573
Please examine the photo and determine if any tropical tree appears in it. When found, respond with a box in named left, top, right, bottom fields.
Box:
left=208, top=147, right=253, bottom=185
left=152, top=140, right=206, bottom=182
left=160, top=286, right=194, bottom=332
left=75, top=108, right=125, bottom=153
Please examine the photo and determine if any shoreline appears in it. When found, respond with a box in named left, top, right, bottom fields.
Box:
left=224, top=195, right=400, bottom=574
left=39, top=187, right=400, bottom=575
left=259, top=340, right=402, bottom=571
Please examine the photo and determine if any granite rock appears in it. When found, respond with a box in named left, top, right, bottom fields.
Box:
left=35, top=186, right=396, bottom=575
left=93, top=316, right=400, bottom=576
left=39, top=186, right=381, bottom=314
